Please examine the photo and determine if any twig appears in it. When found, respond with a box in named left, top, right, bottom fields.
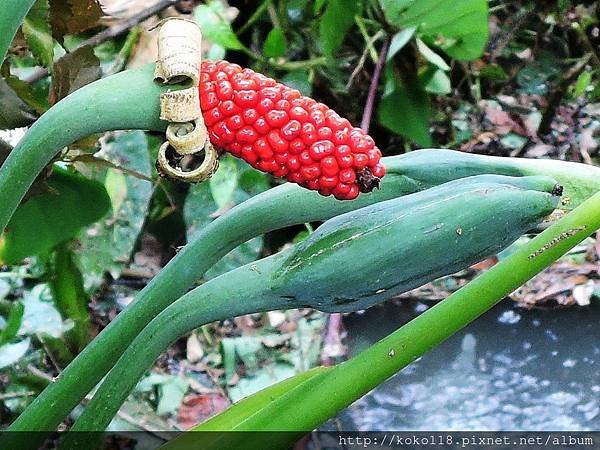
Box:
left=321, top=312, right=345, bottom=366
left=25, top=0, right=181, bottom=83
left=487, top=9, right=533, bottom=62
left=236, top=0, right=272, bottom=35
left=538, top=56, right=590, bottom=137
left=360, top=36, right=390, bottom=133
left=346, top=29, right=384, bottom=90
left=0, top=391, right=36, bottom=400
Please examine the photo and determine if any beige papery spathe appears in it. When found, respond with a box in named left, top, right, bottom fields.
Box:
left=154, top=18, right=219, bottom=183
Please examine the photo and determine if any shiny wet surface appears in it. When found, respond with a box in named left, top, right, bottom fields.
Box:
left=339, top=299, right=600, bottom=431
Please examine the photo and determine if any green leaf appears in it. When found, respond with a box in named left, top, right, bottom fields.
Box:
left=22, top=0, right=54, bottom=69
left=263, top=28, right=287, bottom=58
left=574, top=70, right=592, bottom=97
left=184, top=158, right=268, bottom=279
left=419, top=67, right=451, bottom=94
left=3, top=71, right=48, bottom=115
left=49, top=243, right=90, bottom=352
left=0, top=167, right=111, bottom=265
left=161, top=368, right=330, bottom=450
left=378, top=77, right=432, bottom=146
left=516, top=53, right=562, bottom=95
left=380, top=0, right=489, bottom=60
left=416, top=38, right=450, bottom=71
left=194, top=3, right=244, bottom=50
left=479, top=63, right=508, bottom=81
left=0, top=77, right=37, bottom=129
left=157, top=376, right=189, bottom=416
left=319, top=0, right=359, bottom=55
left=76, top=131, right=154, bottom=291
left=199, top=367, right=329, bottom=430
left=19, top=284, right=66, bottom=338
left=0, top=339, right=30, bottom=369
left=281, top=70, right=312, bottom=96
left=104, top=168, right=127, bottom=212
left=387, top=26, right=416, bottom=61
left=221, top=316, right=325, bottom=403
left=0, top=302, right=25, bottom=346
left=209, top=157, right=238, bottom=209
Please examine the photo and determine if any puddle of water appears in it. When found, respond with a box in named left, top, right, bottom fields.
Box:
left=335, top=299, right=600, bottom=431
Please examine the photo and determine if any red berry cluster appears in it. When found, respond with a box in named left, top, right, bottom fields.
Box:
left=199, top=60, right=386, bottom=200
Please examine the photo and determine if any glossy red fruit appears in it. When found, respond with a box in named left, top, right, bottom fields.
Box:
left=199, top=60, right=385, bottom=200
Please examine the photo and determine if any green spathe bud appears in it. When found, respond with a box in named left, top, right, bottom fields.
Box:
left=273, top=174, right=561, bottom=312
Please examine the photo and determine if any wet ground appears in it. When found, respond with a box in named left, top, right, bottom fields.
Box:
left=338, top=298, right=600, bottom=431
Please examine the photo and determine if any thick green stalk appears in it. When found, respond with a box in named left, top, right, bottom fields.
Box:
left=395, top=148, right=600, bottom=212
left=65, top=175, right=559, bottom=443
left=0, top=0, right=36, bottom=63
left=174, top=192, right=600, bottom=450
left=61, top=252, right=289, bottom=449
left=0, top=64, right=168, bottom=233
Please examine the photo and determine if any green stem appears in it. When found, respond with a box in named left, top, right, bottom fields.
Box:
left=180, top=191, right=600, bottom=450
left=61, top=252, right=289, bottom=449
left=4, top=170, right=418, bottom=449
left=0, top=0, right=36, bottom=63
left=0, top=64, right=168, bottom=233
left=65, top=175, right=559, bottom=441
left=236, top=0, right=272, bottom=35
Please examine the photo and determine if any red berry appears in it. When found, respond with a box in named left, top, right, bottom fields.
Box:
left=234, top=90, right=258, bottom=108
left=219, top=100, right=240, bottom=116
left=254, top=117, right=270, bottom=134
left=253, top=138, right=273, bottom=160
left=286, top=155, right=301, bottom=171
left=281, top=120, right=301, bottom=140
left=372, top=163, right=386, bottom=178
left=201, top=91, right=219, bottom=110
left=267, top=130, right=288, bottom=153
left=289, top=106, right=308, bottom=122
left=338, top=168, right=356, bottom=184
left=216, top=80, right=233, bottom=100
left=300, top=165, right=320, bottom=181
left=265, top=110, right=289, bottom=128
left=243, top=108, right=258, bottom=124
left=236, top=126, right=258, bottom=144
left=320, top=156, right=339, bottom=177
left=353, top=153, right=369, bottom=169
left=306, top=179, right=320, bottom=190
left=301, top=122, right=318, bottom=145
left=319, top=175, right=338, bottom=189
left=257, top=98, right=274, bottom=114
left=299, top=150, right=312, bottom=165
left=289, top=138, right=305, bottom=154
left=226, top=114, right=244, bottom=130
left=309, top=141, right=334, bottom=161
left=317, top=126, right=333, bottom=140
